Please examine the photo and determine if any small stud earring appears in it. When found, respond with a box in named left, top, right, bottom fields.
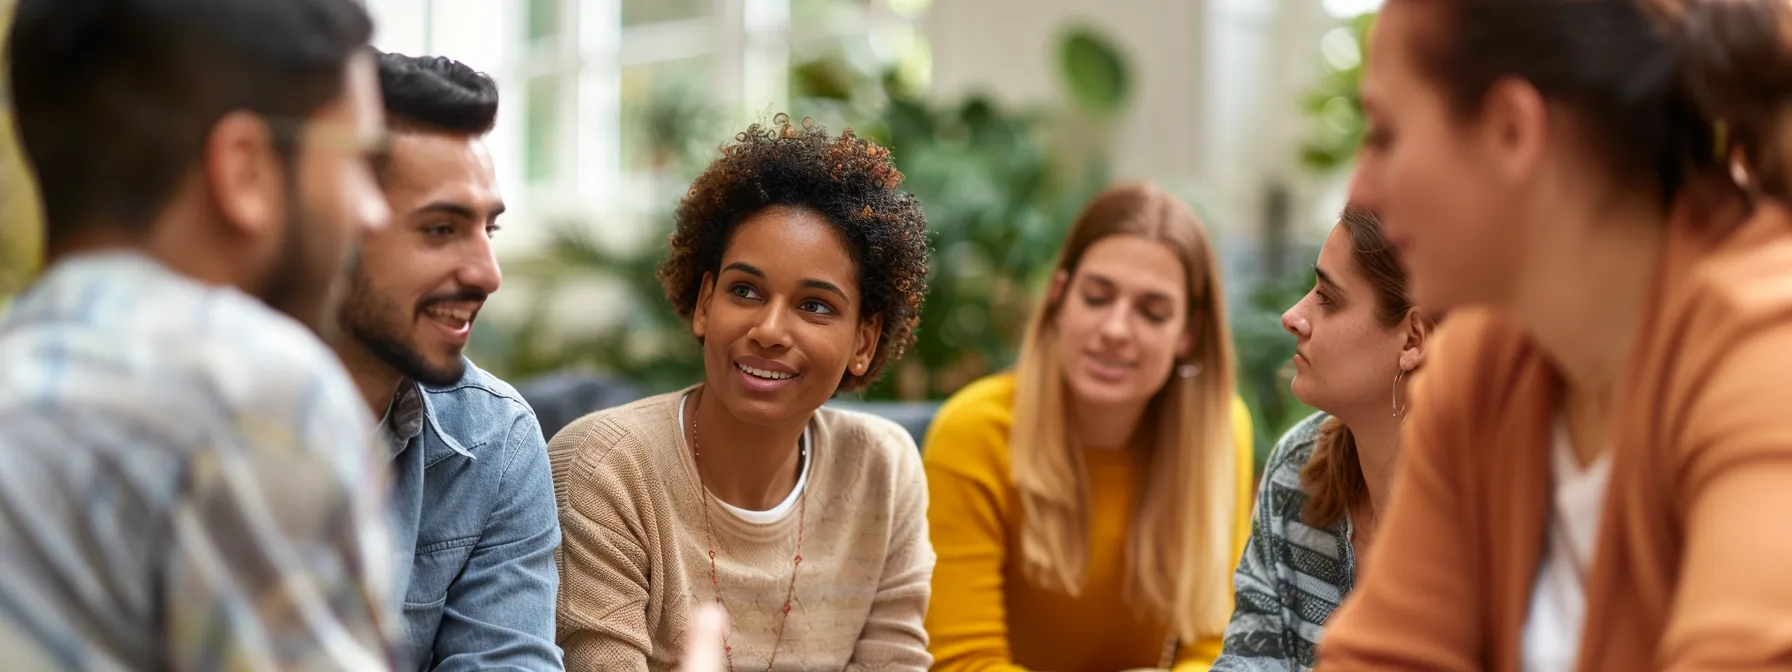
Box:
left=1176, top=363, right=1201, bottom=379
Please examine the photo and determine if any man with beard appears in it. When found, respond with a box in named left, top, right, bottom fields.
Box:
left=331, top=51, right=563, bottom=670
left=0, top=0, right=399, bottom=669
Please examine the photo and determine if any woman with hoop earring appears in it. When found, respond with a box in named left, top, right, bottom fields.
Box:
left=1212, top=206, right=1436, bottom=671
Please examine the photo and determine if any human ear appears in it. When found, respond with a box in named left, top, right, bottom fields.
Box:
left=205, top=111, right=285, bottom=238
left=850, top=313, right=884, bottom=377
left=1480, top=76, right=1551, bottom=186
left=692, top=272, right=716, bottom=341
left=1399, top=308, right=1435, bottom=371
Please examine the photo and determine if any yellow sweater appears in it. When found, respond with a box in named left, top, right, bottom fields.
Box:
left=922, top=374, right=1254, bottom=672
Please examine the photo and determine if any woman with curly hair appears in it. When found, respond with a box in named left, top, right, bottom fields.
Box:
left=548, top=117, right=934, bottom=671
left=923, top=182, right=1254, bottom=671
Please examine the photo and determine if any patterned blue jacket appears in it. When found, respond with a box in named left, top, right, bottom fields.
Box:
left=1213, top=412, right=1358, bottom=672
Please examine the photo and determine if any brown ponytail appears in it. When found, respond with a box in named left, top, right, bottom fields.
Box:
left=1301, top=416, right=1367, bottom=527
left=1297, top=207, right=1430, bottom=527
left=1674, top=0, right=1792, bottom=202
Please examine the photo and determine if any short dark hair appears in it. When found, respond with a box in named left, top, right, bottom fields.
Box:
left=8, top=0, right=375, bottom=248
left=375, top=51, right=499, bottom=135
left=658, top=116, right=930, bottom=392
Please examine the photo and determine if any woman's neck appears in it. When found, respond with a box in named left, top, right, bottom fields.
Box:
left=1072, top=396, right=1148, bottom=451
left=1508, top=195, right=1666, bottom=464
left=686, top=387, right=808, bottom=511
left=1340, top=410, right=1402, bottom=520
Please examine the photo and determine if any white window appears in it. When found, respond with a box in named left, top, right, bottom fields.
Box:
left=364, top=0, right=927, bottom=258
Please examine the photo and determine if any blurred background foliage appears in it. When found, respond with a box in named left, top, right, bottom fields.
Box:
left=1300, top=12, right=1371, bottom=173
left=470, top=13, right=1375, bottom=467
left=0, top=5, right=1375, bottom=468
left=476, top=26, right=1127, bottom=401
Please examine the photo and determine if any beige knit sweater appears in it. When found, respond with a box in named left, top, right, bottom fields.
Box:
left=548, top=388, right=935, bottom=671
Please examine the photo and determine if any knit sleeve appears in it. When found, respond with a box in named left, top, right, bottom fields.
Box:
left=1660, top=317, right=1792, bottom=667
left=1210, top=414, right=1323, bottom=672
left=1170, top=394, right=1259, bottom=672
left=847, top=421, right=935, bottom=670
left=922, top=384, right=1029, bottom=672
left=550, top=420, right=653, bottom=672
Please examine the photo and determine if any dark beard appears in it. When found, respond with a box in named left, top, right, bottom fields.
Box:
left=260, top=193, right=345, bottom=339
left=349, top=319, right=466, bottom=387
left=339, top=255, right=467, bottom=387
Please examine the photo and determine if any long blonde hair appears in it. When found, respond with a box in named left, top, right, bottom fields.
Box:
left=1010, top=182, right=1239, bottom=642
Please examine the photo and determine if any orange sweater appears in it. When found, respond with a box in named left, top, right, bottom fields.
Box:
left=923, top=374, right=1254, bottom=671
left=1318, top=199, right=1792, bottom=670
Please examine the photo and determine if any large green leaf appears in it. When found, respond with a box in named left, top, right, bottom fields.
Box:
left=1055, top=26, right=1131, bottom=118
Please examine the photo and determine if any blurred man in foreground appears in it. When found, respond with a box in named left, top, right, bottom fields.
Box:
left=0, top=0, right=399, bottom=668
left=332, top=51, right=562, bottom=670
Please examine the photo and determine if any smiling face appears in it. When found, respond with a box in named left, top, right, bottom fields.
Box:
left=1051, top=234, right=1193, bottom=410
left=338, top=129, right=504, bottom=386
left=1281, top=224, right=1412, bottom=417
left=692, top=206, right=882, bottom=428
left=1348, top=0, right=1524, bottom=313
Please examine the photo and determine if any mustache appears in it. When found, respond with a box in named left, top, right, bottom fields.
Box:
left=417, top=288, right=489, bottom=312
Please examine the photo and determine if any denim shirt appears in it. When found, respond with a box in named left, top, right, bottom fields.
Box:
left=384, top=359, right=564, bottom=671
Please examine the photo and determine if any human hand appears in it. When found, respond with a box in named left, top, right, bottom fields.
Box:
left=680, top=605, right=729, bottom=672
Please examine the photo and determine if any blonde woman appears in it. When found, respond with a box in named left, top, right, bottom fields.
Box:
left=923, top=182, right=1254, bottom=671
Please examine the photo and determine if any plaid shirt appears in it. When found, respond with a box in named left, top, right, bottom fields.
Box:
left=0, top=252, right=399, bottom=671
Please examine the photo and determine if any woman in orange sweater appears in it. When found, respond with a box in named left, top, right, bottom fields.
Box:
left=923, top=182, right=1254, bottom=671
left=1318, top=0, right=1792, bottom=669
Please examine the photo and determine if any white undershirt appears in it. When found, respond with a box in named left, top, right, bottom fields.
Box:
left=677, top=392, right=812, bottom=524
left=1520, top=416, right=1613, bottom=672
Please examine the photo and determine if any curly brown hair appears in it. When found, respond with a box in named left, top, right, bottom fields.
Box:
left=658, top=115, right=930, bottom=392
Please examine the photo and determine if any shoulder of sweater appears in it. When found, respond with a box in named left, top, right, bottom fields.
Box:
left=931, top=372, right=1015, bottom=427
left=547, top=390, right=683, bottom=482
left=1252, top=411, right=1327, bottom=507
left=1263, top=410, right=1328, bottom=478
left=1412, top=307, right=1535, bottom=410
left=813, top=404, right=922, bottom=475
left=918, top=373, right=1015, bottom=481
left=1675, top=203, right=1792, bottom=337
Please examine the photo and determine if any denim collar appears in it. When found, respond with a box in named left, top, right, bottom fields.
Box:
left=381, top=379, right=474, bottom=461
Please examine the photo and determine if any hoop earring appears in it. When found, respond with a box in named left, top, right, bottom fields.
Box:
left=1176, top=362, right=1201, bottom=379
left=1391, top=369, right=1407, bottom=418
